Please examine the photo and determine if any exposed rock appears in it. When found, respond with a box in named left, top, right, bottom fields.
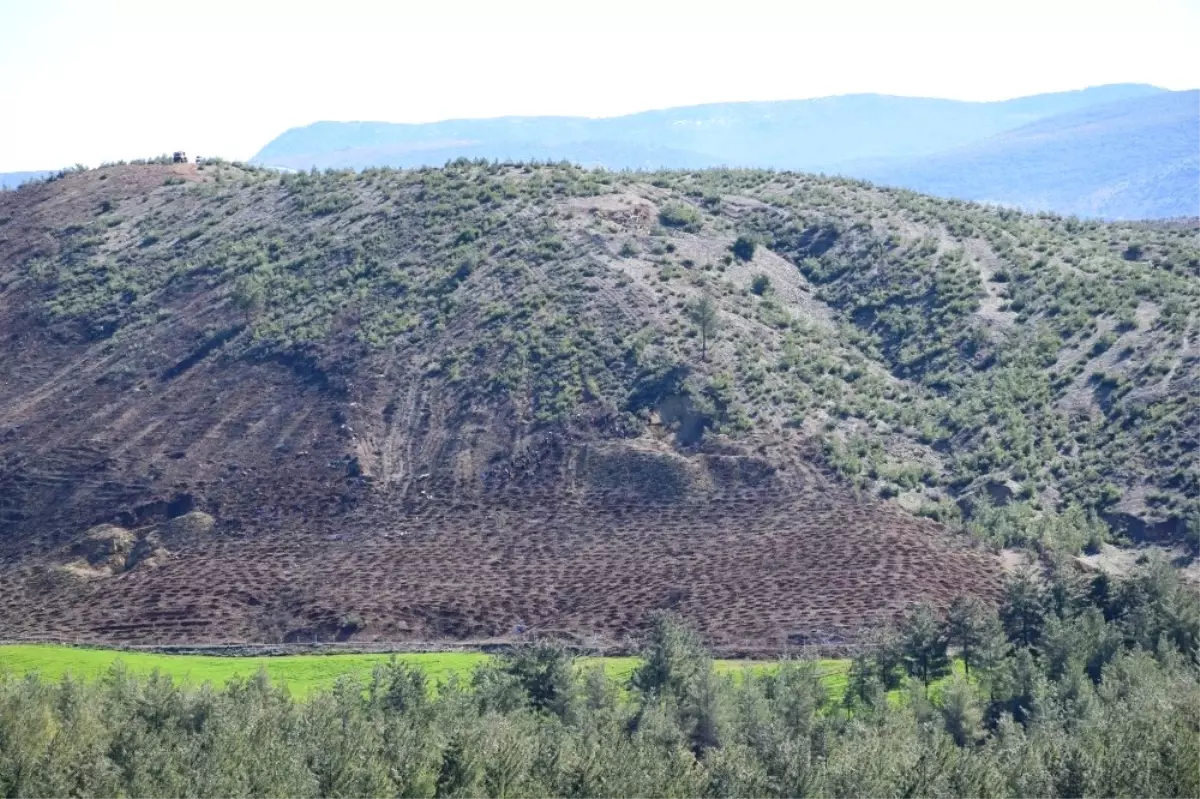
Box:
left=56, top=561, right=115, bottom=581
left=957, top=477, right=1022, bottom=517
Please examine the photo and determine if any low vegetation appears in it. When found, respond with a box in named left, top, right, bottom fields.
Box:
left=0, top=647, right=836, bottom=700
left=1, top=558, right=1197, bottom=798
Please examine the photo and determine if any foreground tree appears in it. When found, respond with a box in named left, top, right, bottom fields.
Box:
left=632, top=612, right=723, bottom=754
left=939, top=675, right=984, bottom=746
left=497, top=641, right=576, bottom=721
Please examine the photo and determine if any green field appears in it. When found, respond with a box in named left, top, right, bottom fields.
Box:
left=0, top=644, right=850, bottom=699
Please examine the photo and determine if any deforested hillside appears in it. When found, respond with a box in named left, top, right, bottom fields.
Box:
left=0, top=161, right=1195, bottom=648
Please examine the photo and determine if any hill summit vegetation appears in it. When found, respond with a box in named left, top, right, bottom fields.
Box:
left=0, top=159, right=1196, bottom=647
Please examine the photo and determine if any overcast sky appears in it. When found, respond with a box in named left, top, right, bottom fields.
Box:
left=1, top=0, right=1197, bottom=171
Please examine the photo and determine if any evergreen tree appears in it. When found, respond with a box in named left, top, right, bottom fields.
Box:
left=1001, top=569, right=1048, bottom=649
left=945, top=594, right=1005, bottom=677
left=498, top=641, right=576, bottom=721
left=844, top=647, right=886, bottom=710
left=845, top=625, right=904, bottom=709
left=900, top=603, right=951, bottom=694
left=902, top=599, right=950, bottom=686
left=632, top=612, right=711, bottom=703
left=435, top=731, right=482, bottom=798
left=632, top=612, right=723, bottom=755
left=684, top=294, right=720, bottom=361
left=939, top=675, right=983, bottom=746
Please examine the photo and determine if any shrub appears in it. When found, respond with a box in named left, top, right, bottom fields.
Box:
left=750, top=274, right=771, bottom=295
left=731, top=236, right=756, bottom=261
left=658, top=202, right=701, bottom=230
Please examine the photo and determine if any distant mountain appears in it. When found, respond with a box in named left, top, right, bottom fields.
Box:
left=252, top=84, right=1164, bottom=174
left=851, top=90, right=1200, bottom=220
left=0, top=171, right=51, bottom=190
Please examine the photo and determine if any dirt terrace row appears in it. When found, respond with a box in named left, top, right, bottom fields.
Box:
left=2, top=484, right=1001, bottom=651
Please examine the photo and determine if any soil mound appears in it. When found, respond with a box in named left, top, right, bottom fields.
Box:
left=74, top=525, right=135, bottom=572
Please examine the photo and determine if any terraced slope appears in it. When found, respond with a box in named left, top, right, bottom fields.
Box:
left=0, top=162, right=1194, bottom=648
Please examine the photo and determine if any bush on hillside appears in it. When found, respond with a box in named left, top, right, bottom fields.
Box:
left=658, top=202, right=702, bottom=231
left=731, top=235, right=756, bottom=261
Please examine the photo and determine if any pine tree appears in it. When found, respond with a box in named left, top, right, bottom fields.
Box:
left=436, top=732, right=482, bottom=798
left=900, top=603, right=950, bottom=694
left=939, top=675, right=983, bottom=746
left=684, top=295, right=720, bottom=362
left=632, top=612, right=721, bottom=755
left=945, top=595, right=1005, bottom=677
left=1001, top=570, right=1048, bottom=649
left=498, top=642, right=575, bottom=721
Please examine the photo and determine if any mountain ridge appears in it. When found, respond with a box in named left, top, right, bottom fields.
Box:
left=252, top=84, right=1167, bottom=173
left=851, top=90, right=1200, bottom=220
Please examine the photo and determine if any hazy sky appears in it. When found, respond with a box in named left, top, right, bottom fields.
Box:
left=1, top=0, right=1197, bottom=171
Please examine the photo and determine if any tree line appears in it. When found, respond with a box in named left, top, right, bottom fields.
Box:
left=1, top=555, right=1197, bottom=798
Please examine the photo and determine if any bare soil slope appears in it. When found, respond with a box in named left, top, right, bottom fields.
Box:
left=1, top=162, right=1192, bottom=648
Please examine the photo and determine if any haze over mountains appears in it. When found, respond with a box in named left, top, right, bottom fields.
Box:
left=6, top=84, right=1194, bottom=220
left=852, top=90, right=1200, bottom=220
left=0, top=171, right=51, bottom=190
left=250, top=84, right=1198, bottom=220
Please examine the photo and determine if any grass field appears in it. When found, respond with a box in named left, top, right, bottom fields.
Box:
left=0, top=644, right=851, bottom=699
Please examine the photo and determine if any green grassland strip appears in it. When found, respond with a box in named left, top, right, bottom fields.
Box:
left=0, top=644, right=850, bottom=699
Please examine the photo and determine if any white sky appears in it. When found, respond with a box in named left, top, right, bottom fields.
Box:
left=1, top=0, right=1197, bottom=171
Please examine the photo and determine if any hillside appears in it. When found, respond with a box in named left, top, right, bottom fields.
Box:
left=0, top=162, right=1196, bottom=649
left=854, top=90, right=1200, bottom=220
left=251, top=85, right=1163, bottom=173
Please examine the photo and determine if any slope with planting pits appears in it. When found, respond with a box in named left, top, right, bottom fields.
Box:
left=0, top=161, right=1193, bottom=649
